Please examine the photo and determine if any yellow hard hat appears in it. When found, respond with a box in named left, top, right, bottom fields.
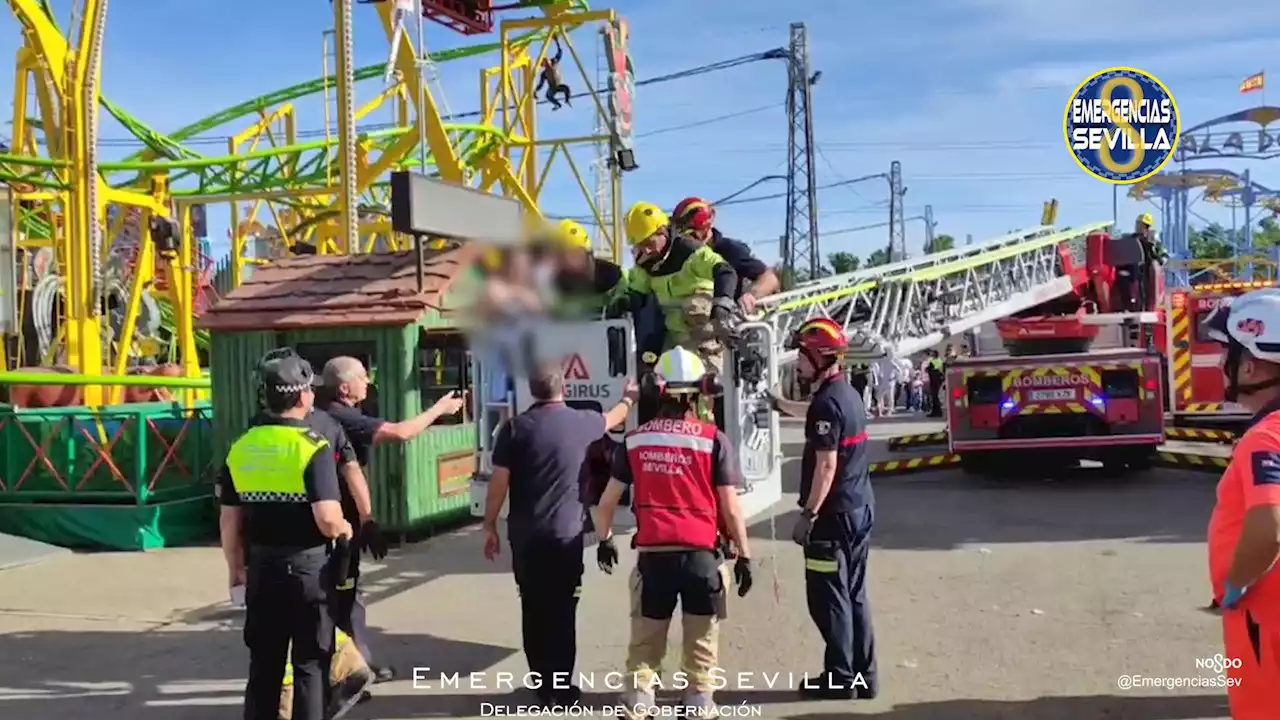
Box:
left=557, top=219, right=591, bottom=251
left=624, top=202, right=669, bottom=246
left=1138, top=212, right=1155, bottom=229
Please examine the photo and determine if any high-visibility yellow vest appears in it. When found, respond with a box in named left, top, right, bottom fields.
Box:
left=627, top=244, right=724, bottom=341
left=226, top=424, right=329, bottom=502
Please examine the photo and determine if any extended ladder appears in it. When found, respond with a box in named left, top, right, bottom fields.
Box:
left=757, top=222, right=1113, bottom=363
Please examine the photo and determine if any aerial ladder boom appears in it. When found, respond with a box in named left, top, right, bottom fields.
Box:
left=753, top=222, right=1113, bottom=363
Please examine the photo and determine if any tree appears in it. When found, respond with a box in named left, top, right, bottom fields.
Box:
left=865, top=248, right=890, bottom=268
left=827, top=251, right=860, bottom=275
left=923, top=233, right=955, bottom=254
left=1188, top=223, right=1232, bottom=259
left=1254, top=215, right=1280, bottom=252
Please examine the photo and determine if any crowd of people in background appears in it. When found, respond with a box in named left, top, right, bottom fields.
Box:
left=847, top=345, right=967, bottom=420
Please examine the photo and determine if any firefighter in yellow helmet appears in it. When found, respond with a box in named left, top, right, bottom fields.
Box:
left=1118, top=212, right=1167, bottom=312
left=549, top=218, right=628, bottom=318
left=619, top=202, right=739, bottom=375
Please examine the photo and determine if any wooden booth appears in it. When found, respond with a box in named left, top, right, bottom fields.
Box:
left=197, top=245, right=478, bottom=532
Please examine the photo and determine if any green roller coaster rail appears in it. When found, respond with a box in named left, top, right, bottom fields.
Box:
left=0, top=123, right=504, bottom=197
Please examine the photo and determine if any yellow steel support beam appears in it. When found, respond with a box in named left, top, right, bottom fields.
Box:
left=60, top=0, right=108, bottom=405
left=370, top=1, right=463, bottom=186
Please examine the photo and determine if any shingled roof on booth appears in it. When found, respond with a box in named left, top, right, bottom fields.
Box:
left=197, top=245, right=475, bottom=332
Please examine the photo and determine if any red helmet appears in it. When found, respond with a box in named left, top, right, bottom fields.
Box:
left=789, top=317, right=848, bottom=356
left=673, top=196, right=715, bottom=232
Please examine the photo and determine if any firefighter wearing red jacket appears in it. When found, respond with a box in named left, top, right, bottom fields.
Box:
left=672, top=196, right=780, bottom=313
left=593, top=346, right=754, bottom=717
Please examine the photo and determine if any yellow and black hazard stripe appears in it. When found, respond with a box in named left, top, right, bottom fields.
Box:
left=1183, top=402, right=1226, bottom=413
left=886, top=431, right=948, bottom=450
left=1170, top=302, right=1193, bottom=411
left=1164, top=426, right=1236, bottom=443
left=1154, top=450, right=1230, bottom=471
left=870, top=453, right=960, bottom=476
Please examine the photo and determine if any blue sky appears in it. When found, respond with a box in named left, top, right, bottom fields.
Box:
left=4, top=0, right=1280, bottom=265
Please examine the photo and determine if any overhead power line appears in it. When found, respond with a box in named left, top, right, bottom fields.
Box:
left=90, top=50, right=787, bottom=148
left=636, top=103, right=781, bottom=139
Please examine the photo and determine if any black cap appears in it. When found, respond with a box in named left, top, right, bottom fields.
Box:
left=257, top=348, right=321, bottom=394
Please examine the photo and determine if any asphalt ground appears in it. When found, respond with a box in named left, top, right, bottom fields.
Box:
left=0, top=415, right=1235, bottom=719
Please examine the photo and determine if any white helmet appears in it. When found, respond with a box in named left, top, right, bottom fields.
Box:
left=1202, top=288, right=1280, bottom=363
left=655, top=346, right=709, bottom=395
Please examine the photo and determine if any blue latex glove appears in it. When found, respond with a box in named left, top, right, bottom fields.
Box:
left=1221, top=581, right=1247, bottom=610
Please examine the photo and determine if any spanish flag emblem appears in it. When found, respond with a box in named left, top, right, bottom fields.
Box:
left=1240, top=72, right=1265, bottom=94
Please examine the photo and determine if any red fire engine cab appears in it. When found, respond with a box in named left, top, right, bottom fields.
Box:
left=1154, top=280, right=1274, bottom=424
left=947, top=229, right=1166, bottom=474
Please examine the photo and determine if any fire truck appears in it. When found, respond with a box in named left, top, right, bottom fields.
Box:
left=946, top=229, right=1167, bottom=473
left=1155, top=280, right=1273, bottom=425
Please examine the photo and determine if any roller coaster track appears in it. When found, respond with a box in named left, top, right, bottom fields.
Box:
left=758, top=223, right=1112, bottom=363
left=0, top=124, right=504, bottom=196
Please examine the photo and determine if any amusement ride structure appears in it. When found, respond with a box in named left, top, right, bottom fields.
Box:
left=1129, top=106, right=1280, bottom=285
left=0, top=0, right=634, bottom=404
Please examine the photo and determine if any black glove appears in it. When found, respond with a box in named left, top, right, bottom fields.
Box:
left=605, top=297, right=628, bottom=319
left=606, top=296, right=630, bottom=319
left=711, top=297, right=740, bottom=339
left=362, top=520, right=388, bottom=561
left=733, top=557, right=753, bottom=597
left=792, top=512, right=814, bottom=546
left=597, top=536, right=619, bottom=574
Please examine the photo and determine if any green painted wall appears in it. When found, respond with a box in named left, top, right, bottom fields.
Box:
left=209, top=315, right=475, bottom=532
left=209, top=330, right=277, bottom=464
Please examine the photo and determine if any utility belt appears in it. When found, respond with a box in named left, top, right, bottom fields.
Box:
left=248, top=544, right=328, bottom=559
left=630, top=537, right=735, bottom=560
left=249, top=538, right=353, bottom=588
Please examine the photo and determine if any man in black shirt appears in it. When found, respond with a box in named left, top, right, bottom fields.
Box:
left=482, top=360, right=637, bottom=708
left=783, top=318, right=877, bottom=701
left=219, top=351, right=354, bottom=720
left=317, top=356, right=467, bottom=684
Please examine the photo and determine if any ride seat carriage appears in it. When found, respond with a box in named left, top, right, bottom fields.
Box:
left=417, top=0, right=493, bottom=35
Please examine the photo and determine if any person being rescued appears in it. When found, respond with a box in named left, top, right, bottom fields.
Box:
left=671, top=196, right=780, bottom=314
left=535, top=34, right=572, bottom=110
left=543, top=218, right=627, bottom=319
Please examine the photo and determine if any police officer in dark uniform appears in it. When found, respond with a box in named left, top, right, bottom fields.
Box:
left=785, top=317, right=877, bottom=700
left=218, top=351, right=354, bottom=720
left=481, top=359, right=637, bottom=708
left=244, top=350, right=379, bottom=711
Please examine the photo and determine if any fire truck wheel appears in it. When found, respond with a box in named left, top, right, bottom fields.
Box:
left=960, top=453, right=996, bottom=475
